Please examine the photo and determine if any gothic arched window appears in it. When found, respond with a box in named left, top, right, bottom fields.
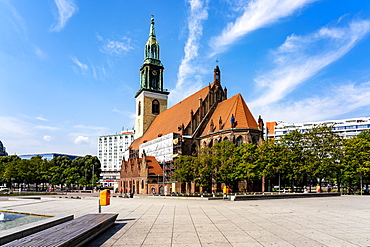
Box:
left=208, top=139, right=213, bottom=148
left=236, top=136, right=244, bottom=147
left=191, top=143, right=198, bottom=156
left=152, top=99, right=160, bottom=115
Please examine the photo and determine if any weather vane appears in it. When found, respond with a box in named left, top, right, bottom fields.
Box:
left=216, top=59, right=219, bottom=64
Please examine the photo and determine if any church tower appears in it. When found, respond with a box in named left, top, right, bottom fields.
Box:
left=135, top=17, right=169, bottom=139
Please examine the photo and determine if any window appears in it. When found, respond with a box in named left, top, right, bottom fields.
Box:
left=236, top=136, right=244, bottom=147
left=138, top=101, right=141, bottom=116
left=152, top=99, right=160, bottom=114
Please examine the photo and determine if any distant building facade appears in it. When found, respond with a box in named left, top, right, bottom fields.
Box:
left=98, top=131, right=135, bottom=187
left=0, top=140, right=8, bottom=156
left=18, top=153, right=82, bottom=161
left=266, top=117, right=370, bottom=139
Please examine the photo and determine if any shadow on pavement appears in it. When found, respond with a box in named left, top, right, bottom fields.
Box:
left=83, top=218, right=136, bottom=247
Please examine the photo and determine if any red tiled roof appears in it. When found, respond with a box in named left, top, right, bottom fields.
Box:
left=201, top=94, right=258, bottom=136
left=146, top=156, right=163, bottom=175
left=130, top=84, right=212, bottom=149
left=130, top=86, right=259, bottom=149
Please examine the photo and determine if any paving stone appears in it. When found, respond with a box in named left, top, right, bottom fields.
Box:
left=1, top=194, right=370, bottom=246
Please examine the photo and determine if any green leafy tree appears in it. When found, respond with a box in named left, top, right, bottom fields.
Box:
left=256, top=140, right=286, bottom=191
left=278, top=130, right=306, bottom=191
left=343, top=132, right=370, bottom=193
left=80, top=155, right=101, bottom=186
left=29, top=155, right=49, bottom=191
left=305, top=124, right=343, bottom=192
left=196, top=146, right=215, bottom=189
left=211, top=141, right=239, bottom=186
left=174, top=155, right=197, bottom=183
left=49, top=156, right=72, bottom=189
left=231, top=143, right=259, bottom=192
left=2, top=155, right=22, bottom=188
left=63, top=166, right=80, bottom=189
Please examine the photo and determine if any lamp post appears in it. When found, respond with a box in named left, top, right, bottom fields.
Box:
left=92, top=165, right=95, bottom=188
left=163, top=156, right=165, bottom=196
left=278, top=171, right=281, bottom=194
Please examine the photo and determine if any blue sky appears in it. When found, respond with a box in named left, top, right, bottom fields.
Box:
left=1, top=0, right=370, bottom=156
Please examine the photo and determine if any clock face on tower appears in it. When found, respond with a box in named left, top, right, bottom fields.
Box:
left=152, top=70, right=157, bottom=76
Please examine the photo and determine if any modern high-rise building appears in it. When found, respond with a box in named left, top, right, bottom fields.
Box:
left=0, top=140, right=8, bottom=156
left=266, top=117, right=370, bottom=139
left=98, top=131, right=135, bottom=187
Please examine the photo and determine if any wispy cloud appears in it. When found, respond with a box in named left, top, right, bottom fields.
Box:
left=1, top=1, right=27, bottom=36
left=71, top=56, right=88, bottom=73
left=260, top=81, right=370, bottom=123
left=49, top=0, right=78, bottom=32
left=97, top=34, right=133, bottom=56
left=35, top=125, right=60, bottom=131
left=89, top=62, right=106, bottom=81
left=171, top=0, right=209, bottom=104
left=33, top=46, right=47, bottom=60
left=0, top=116, right=32, bottom=137
left=209, top=0, right=318, bottom=56
left=250, top=19, right=370, bottom=108
left=73, top=125, right=109, bottom=131
left=36, top=116, right=48, bottom=121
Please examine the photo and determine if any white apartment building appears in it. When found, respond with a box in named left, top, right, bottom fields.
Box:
left=267, top=117, right=370, bottom=139
left=98, top=131, right=135, bottom=187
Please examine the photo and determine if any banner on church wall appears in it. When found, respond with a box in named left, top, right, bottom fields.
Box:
left=139, top=133, right=174, bottom=163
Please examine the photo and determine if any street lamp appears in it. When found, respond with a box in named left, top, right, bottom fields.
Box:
left=278, top=171, right=281, bottom=194
left=92, top=165, right=95, bottom=188
left=163, top=157, right=165, bottom=196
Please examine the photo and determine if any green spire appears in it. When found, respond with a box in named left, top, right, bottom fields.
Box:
left=135, top=16, right=169, bottom=98
left=144, top=16, right=160, bottom=61
left=149, top=16, right=156, bottom=41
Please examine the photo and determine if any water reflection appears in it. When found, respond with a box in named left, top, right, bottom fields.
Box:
left=0, top=212, right=47, bottom=230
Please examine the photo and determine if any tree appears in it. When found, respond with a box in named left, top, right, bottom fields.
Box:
left=232, top=143, right=258, bottom=178
left=2, top=155, right=21, bottom=188
left=79, top=155, right=101, bottom=186
left=278, top=130, right=306, bottom=191
left=232, top=143, right=259, bottom=192
left=305, top=124, right=343, bottom=192
left=173, top=155, right=197, bottom=183
left=343, top=132, right=370, bottom=193
left=256, top=140, right=286, bottom=191
left=196, top=146, right=215, bottom=189
left=49, top=156, right=72, bottom=189
left=211, top=141, right=239, bottom=186
left=29, top=155, right=49, bottom=191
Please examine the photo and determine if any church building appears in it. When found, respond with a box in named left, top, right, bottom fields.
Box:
left=119, top=18, right=263, bottom=194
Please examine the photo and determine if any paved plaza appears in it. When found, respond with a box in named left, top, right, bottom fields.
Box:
left=0, top=195, right=369, bottom=246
